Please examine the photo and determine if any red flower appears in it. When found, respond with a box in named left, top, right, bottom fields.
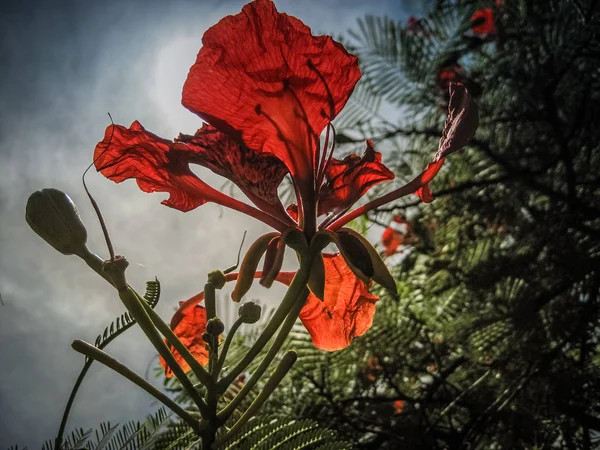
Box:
left=160, top=258, right=375, bottom=377
left=96, top=0, right=478, bottom=356
left=393, top=400, right=405, bottom=415
left=470, top=8, right=496, bottom=35
left=158, top=293, right=209, bottom=378
left=436, top=63, right=464, bottom=92
left=381, top=215, right=412, bottom=256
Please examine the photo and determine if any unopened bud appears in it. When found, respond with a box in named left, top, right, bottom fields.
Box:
left=206, top=317, right=225, bottom=336
left=26, top=188, right=88, bottom=256
left=238, top=301, right=261, bottom=324
left=207, top=270, right=227, bottom=289
left=202, top=332, right=212, bottom=343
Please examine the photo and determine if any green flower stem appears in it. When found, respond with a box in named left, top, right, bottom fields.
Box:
left=71, top=340, right=201, bottom=434
left=135, top=291, right=211, bottom=386
left=205, top=282, right=217, bottom=322
left=215, top=351, right=298, bottom=447
left=75, top=250, right=213, bottom=387
left=75, top=251, right=212, bottom=415
left=217, top=287, right=308, bottom=423
left=204, top=282, right=219, bottom=377
left=215, top=317, right=244, bottom=376
left=55, top=354, right=92, bottom=449
left=217, top=250, right=317, bottom=391
left=117, top=285, right=211, bottom=418
left=78, top=248, right=116, bottom=287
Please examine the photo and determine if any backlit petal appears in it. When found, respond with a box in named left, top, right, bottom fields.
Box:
left=159, top=303, right=209, bottom=378
left=318, top=140, right=395, bottom=216
left=298, top=254, right=379, bottom=351
left=414, top=159, right=444, bottom=203
left=177, top=124, right=289, bottom=222
left=182, top=0, right=361, bottom=181
left=95, top=121, right=230, bottom=212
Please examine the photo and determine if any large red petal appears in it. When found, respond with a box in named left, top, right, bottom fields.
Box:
left=318, top=140, right=394, bottom=217
left=177, top=124, right=289, bottom=222
left=95, top=121, right=227, bottom=212
left=298, top=254, right=379, bottom=351
left=159, top=303, right=209, bottom=378
left=181, top=0, right=361, bottom=182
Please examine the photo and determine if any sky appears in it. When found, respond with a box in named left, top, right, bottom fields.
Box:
left=0, top=0, right=422, bottom=447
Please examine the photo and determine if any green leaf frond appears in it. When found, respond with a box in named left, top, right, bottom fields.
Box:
left=42, top=407, right=178, bottom=450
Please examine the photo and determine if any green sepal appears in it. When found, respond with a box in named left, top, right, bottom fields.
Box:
left=339, top=227, right=398, bottom=297
left=231, top=232, right=279, bottom=302
left=260, top=228, right=305, bottom=288
left=314, top=230, right=370, bottom=285
left=259, top=235, right=282, bottom=288
left=307, top=253, right=325, bottom=300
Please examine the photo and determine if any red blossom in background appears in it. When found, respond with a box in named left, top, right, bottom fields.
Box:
left=381, top=215, right=412, bottom=256
left=96, top=0, right=478, bottom=359
left=436, top=63, right=465, bottom=92
left=393, top=400, right=405, bottom=415
left=470, top=8, right=496, bottom=35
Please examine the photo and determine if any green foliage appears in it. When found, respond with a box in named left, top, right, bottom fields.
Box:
left=217, top=416, right=351, bottom=450
left=41, top=407, right=178, bottom=450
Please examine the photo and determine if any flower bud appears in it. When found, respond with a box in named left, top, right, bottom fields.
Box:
left=207, top=270, right=227, bottom=289
left=202, top=332, right=212, bottom=343
left=26, top=188, right=88, bottom=256
left=206, top=317, right=225, bottom=336
left=238, top=301, right=261, bottom=324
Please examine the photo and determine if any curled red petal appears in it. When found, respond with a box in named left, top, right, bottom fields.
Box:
left=416, top=184, right=435, bottom=203
left=159, top=303, right=209, bottom=378
left=414, top=159, right=444, bottom=203
left=181, top=0, right=361, bottom=182
left=471, top=8, right=496, bottom=35
left=298, top=254, right=379, bottom=351
left=435, top=83, right=479, bottom=160
left=318, top=140, right=394, bottom=216
left=94, top=121, right=240, bottom=212
left=177, top=124, right=289, bottom=222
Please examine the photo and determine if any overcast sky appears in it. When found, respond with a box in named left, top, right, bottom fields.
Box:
left=0, top=0, right=423, bottom=447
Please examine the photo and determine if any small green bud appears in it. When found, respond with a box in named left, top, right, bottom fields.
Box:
left=238, top=301, right=262, bottom=324
left=206, top=317, right=225, bottom=336
left=207, top=270, right=227, bottom=289
left=202, top=332, right=212, bottom=343
left=26, top=188, right=88, bottom=256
